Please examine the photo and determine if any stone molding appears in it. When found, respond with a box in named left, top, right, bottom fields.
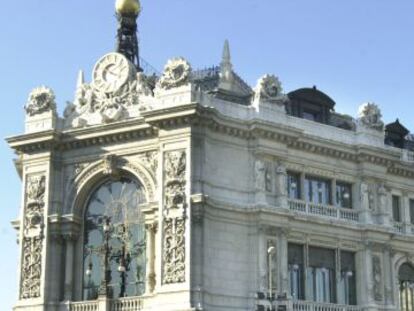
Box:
left=8, top=104, right=414, bottom=180
left=64, top=153, right=157, bottom=215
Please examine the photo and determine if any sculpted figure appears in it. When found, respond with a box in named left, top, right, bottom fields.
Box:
left=255, top=159, right=266, bottom=192
left=25, top=86, right=56, bottom=116
left=357, top=103, right=384, bottom=130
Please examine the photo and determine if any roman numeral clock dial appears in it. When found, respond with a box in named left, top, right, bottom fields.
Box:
left=93, top=53, right=133, bottom=93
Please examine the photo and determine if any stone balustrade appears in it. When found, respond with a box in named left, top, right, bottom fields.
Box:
left=293, top=300, right=362, bottom=311
left=288, top=199, right=360, bottom=222
left=67, top=297, right=144, bottom=311
left=111, top=297, right=144, bottom=311
left=69, top=301, right=99, bottom=311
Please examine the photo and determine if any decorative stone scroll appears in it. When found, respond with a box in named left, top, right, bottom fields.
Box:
left=25, top=86, right=56, bottom=116
left=162, top=150, right=187, bottom=284
left=20, top=175, right=46, bottom=299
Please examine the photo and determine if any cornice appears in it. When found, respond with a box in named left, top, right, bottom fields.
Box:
left=6, top=103, right=414, bottom=179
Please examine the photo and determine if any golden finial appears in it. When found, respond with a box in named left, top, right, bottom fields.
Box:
left=115, top=0, right=141, bottom=15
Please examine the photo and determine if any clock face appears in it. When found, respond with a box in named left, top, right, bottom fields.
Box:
left=93, top=53, right=132, bottom=93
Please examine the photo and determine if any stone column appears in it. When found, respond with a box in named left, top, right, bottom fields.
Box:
left=378, top=184, right=390, bottom=226
left=402, top=194, right=410, bottom=234
left=258, top=228, right=268, bottom=293
left=275, top=163, right=288, bottom=209
left=356, top=244, right=374, bottom=307
left=331, top=178, right=337, bottom=206
left=359, top=181, right=372, bottom=224
left=383, top=247, right=394, bottom=306
left=300, top=172, right=306, bottom=201
left=277, top=230, right=289, bottom=295
left=145, top=223, right=157, bottom=294
left=63, top=233, right=78, bottom=301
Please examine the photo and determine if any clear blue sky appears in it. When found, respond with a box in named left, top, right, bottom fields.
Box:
left=1, top=0, right=414, bottom=309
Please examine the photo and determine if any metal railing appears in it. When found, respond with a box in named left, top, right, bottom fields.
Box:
left=293, top=300, right=362, bottom=311
left=288, top=199, right=359, bottom=222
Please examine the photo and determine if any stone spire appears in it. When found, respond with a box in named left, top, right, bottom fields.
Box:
left=220, top=39, right=234, bottom=83
left=76, top=70, right=84, bottom=89
left=115, top=0, right=142, bottom=71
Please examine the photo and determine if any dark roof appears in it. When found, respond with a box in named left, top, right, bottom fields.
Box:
left=288, top=87, right=336, bottom=110
left=385, top=119, right=409, bottom=136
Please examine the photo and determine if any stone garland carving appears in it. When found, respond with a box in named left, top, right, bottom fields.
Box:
left=25, top=86, right=56, bottom=116
left=137, top=151, right=158, bottom=180
left=164, top=151, right=186, bottom=211
left=162, top=217, right=186, bottom=284
left=20, top=175, right=46, bottom=299
left=372, top=255, right=383, bottom=302
left=357, top=103, right=384, bottom=131
left=162, top=150, right=187, bottom=284
left=157, top=57, right=192, bottom=90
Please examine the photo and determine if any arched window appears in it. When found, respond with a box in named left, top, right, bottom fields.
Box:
left=82, top=177, right=147, bottom=300
left=399, top=263, right=414, bottom=311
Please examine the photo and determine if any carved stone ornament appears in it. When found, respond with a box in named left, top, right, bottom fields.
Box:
left=164, top=151, right=186, bottom=211
left=157, top=57, right=192, bottom=90
left=254, top=74, right=283, bottom=101
left=102, top=154, right=120, bottom=178
left=162, top=217, right=186, bottom=284
left=255, top=159, right=266, bottom=192
left=372, top=255, right=383, bottom=301
left=25, top=86, right=56, bottom=116
left=20, top=175, right=46, bottom=300
left=357, top=103, right=384, bottom=131
left=63, top=53, right=157, bottom=127
left=162, top=150, right=187, bottom=284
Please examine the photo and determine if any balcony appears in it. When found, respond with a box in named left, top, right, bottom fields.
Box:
left=69, top=297, right=144, bottom=311
left=392, top=222, right=414, bottom=235
left=293, top=301, right=362, bottom=311
left=288, top=199, right=360, bottom=222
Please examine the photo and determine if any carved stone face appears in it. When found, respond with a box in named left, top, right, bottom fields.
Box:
left=255, top=74, right=282, bottom=100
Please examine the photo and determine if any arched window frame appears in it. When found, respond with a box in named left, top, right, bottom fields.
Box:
left=68, top=161, right=157, bottom=302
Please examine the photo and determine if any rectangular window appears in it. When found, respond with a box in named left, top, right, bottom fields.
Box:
left=410, top=199, right=414, bottom=225
left=287, top=172, right=301, bottom=200
left=336, top=182, right=353, bottom=209
left=392, top=195, right=402, bottom=222
left=339, top=251, right=356, bottom=305
left=288, top=244, right=305, bottom=300
left=305, top=176, right=331, bottom=205
left=307, top=247, right=336, bottom=303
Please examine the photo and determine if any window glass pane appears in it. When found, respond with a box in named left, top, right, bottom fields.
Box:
left=410, top=200, right=414, bottom=225
left=287, top=172, right=301, bottom=200
left=288, top=244, right=304, bottom=300
left=393, top=195, right=401, bottom=222
left=336, top=182, right=352, bottom=209
left=308, top=247, right=336, bottom=303
left=305, top=176, right=331, bottom=205
left=83, top=177, right=147, bottom=300
left=339, top=251, right=356, bottom=305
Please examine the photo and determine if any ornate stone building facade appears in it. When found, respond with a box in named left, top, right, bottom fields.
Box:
left=7, top=1, right=414, bottom=311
